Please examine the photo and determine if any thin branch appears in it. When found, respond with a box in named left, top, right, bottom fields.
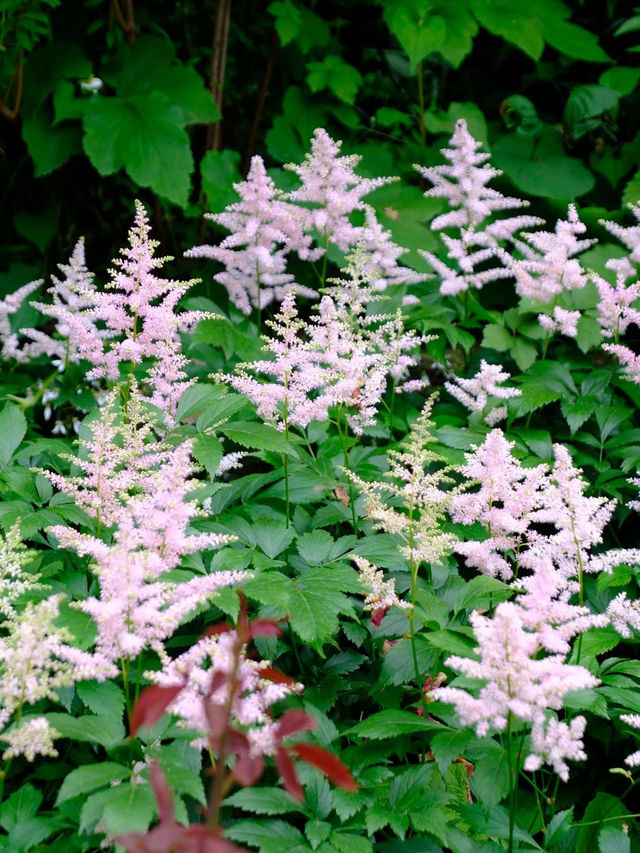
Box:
left=242, top=28, right=278, bottom=174
left=205, top=0, right=232, bottom=152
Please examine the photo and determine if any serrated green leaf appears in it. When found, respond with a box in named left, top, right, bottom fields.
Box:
left=455, top=576, right=511, bottom=612
left=224, top=787, right=303, bottom=815
left=218, top=421, right=299, bottom=457
left=348, top=710, right=445, bottom=739
left=200, top=149, right=242, bottom=213
left=226, top=818, right=306, bottom=853
left=289, top=567, right=354, bottom=643
left=192, top=434, right=224, bottom=478
left=482, top=323, right=513, bottom=351
left=561, top=395, right=599, bottom=433
left=56, top=763, right=129, bottom=805
left=44, top=713, right=125, bottom=748
left=76, top=680, right=125, bottom=719
left=0, top=403, right=27, bottom=468
left=252, top=517, right=296, bottom=559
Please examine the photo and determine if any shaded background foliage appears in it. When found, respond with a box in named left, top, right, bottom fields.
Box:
left=2, top=0, right=640, bottom=288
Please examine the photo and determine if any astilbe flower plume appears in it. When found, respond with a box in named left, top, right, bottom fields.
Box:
left=444, top=359, right=521, bottom=425
left=21, top=238, right=105, bottom=368
left=48, top=398, right=243, bottom=663
left=595, top=208, right=640, bottom=382
left=348, top=399, right=455, bottom=576
left=508, top=204, right=591, bottom=340
left=46, top=202, right=210, bottom=425
left=0, top=279, right=42, bottom=361
left=224, top=256, right=426, bottom=435
left=433, top=602, right=597, bottom=781
left=416, top=119, right=541, bottom=296
left=0, top=595, right=114, bottom=761
left=39, top=383, right=171, bottom=529
left=285, top=127, right=395, bottom=254
left=186, top=155, right=318, bottom=315
left=0, top=524, right=45, bottom=618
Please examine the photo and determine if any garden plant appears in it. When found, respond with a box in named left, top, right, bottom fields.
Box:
left=2, top=1, right=640, bottom=852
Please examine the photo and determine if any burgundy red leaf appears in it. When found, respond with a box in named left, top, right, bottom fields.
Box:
left=291, top=742, right=358, bottom=791
left=130, top=684, right=184, bottom=735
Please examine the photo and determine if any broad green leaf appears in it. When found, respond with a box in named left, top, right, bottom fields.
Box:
left=226, top=818, right=306, bottom=853
left=82, top=782, right=155, bottom=835
left=348, top=710, right=446, bottom=739
left=252, top=517, right=296, bottom=559
left=224, top=787, right=303, bottom=815
left=0, top=785, right=42, bottom=833
left=244, top=569, right=292, bottom=610
left=482, top=323, right=512, bottom=351
left=0, top=403, right=27, bottom=468
left=599, top=827, right=630, bottom=853
left=493, top=130, right=595, bottom=199
left=200, top=149, right=242, bottom=213
left=429, top=729, right=474, bottom=774
left=510, top=337, right=537, bottom=371
left=423, top=628, right=477, bottom=657
left=455, top=576, right=511, bottom=612
left=218, top=421, right=299, bottom=457
left=561, top=396, right=599, bottom=434
left=297, top=530, right=354, bottom=565
left=576, top=314, right=603, bottom=353
left=6, top=816, right=59, bottom=852
left=383, top=2, right=446, bottom=68
left=289, top=567, right=355, bottom=643
left=76, top=680, right=126, bottom=720
left=192, top=434, right=224, bottom=479
left=470, top=0, right=545, bottom=59
left=177, top=383, right=225, bottom=421
left=306, top=55, right=362, bottom=104
left=595, top=404, right=633, bottom=443
left=544, top=19, right=609, bottom=62
left=44, top=713, right=126, bottom=748
left=599, top=67, right=640, bottom=96
left=576, top=793, right=628, bottom=853
left=56, top=763, right=129, bottom=805
left=82, top=92, right=193, bottom=206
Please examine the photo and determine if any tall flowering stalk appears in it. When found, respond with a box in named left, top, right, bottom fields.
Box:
left=0, top=528, right=113, bottom=779
left=416, top=119, right=541, bottom=298
left=186, top=155, right=318, bottom=319
left=36, top=202, right=211, bottom=425
left=22, top=238, right=104, bottom=369
left=510, top=204, right=591, bottom=344
left=285, top=128, right=395, bottom=271
left=348, top=400, right=455, bottom=690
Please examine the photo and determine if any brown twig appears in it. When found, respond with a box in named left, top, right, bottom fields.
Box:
left=242, top=28, right=279, bottom=174
left=0, top=55, right=23, bottom=121
left=111, top=0, right=136, bottom=44
left=205, top=0, right=231, bottom=153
